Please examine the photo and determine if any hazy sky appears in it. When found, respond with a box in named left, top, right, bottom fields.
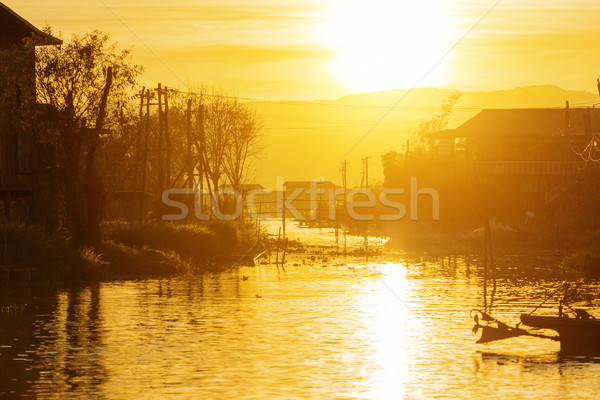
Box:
left=9, top=0, right=600, bottom=100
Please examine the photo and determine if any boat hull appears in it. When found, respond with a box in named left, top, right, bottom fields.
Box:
left=521, top=314, right=600, bottom=355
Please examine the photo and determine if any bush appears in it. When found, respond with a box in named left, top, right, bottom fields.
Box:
left=96, top=240, right=188, bottom=279
left=0, top=224, right=105, bottom=281
left=104, top=221, right=240, bottom=265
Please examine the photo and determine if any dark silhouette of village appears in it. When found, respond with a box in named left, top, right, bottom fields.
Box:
left=2, top=2, right=600, bottom=281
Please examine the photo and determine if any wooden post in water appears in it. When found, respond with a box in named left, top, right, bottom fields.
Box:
left=281, top=188, right=286, bottom=239
left=483, top=222, right=488, bottom=311
left=486, top=218, right=496, bottom=309
left=257, top=202, right=262, bottom=245
left=275, top=227, right=281, bottom=266
left=335, top=225, right=339, bottom=254
left=281, top=238, right=288, bottom=271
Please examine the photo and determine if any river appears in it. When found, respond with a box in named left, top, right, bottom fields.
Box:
left=1, top=222, right=600, bottom=399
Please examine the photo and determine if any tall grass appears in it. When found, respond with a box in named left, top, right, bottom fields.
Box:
left=0, top=224, right=105, bottom=281
left=104, top=221, right=240, bottom=265
left=0, top=220, right=248, bottom=283
left=96, top=240, right=189, bottom=279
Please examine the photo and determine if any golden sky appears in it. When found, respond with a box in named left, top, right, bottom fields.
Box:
left=9, top=0, right=600, bottom=100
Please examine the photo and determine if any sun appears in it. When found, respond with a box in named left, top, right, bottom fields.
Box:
left=318, top=0, right=459, bottom=93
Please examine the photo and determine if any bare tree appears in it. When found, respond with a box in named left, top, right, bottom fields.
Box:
left=223, top=101, right=261, bottom=194
left=201, top=94, right=230, bottom=197
left=200, top=91, right=262, bottom=198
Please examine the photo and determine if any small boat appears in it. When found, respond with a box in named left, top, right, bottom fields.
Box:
left=472, top=282, right=600, bottom=356
left=520, top=313, right=600, bottom=355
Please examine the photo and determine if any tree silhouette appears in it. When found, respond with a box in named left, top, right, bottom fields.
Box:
left=35, top=30, right=141, bottom=243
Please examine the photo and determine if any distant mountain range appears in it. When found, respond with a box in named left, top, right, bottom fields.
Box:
left=329, top=85, right=599, bottom=109
left=249, top=85, right=600, bottom=188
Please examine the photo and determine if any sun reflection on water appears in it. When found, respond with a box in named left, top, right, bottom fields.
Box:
left=364, top=262, right=411, bottom=399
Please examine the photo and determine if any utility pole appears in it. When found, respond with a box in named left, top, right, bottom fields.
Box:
left=186, top=99, right=193, bottom=190
left=364, top=156, right=371, bottom=189
left=139, top=89, right=151, bottom=222
left=133, top=86, right=145, bottom=222
left=341, top=159, right=348, bottom=221
left=157, top=83, right=165, bottom=195
left=197, top=102, right=205, bottom=215
left=341, top=160, right=348, bottom=192
left=164, top=86, right=171, bottom=189
left=361, top=158, right=365, bottom=188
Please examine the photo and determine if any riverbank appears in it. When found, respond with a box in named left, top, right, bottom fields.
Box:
left=0, top=221, right=259, bottom=284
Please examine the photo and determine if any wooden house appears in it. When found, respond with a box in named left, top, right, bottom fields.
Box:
left=0, top=3, right=61, bottom=214
left=438, top=107, right=600, bottom=222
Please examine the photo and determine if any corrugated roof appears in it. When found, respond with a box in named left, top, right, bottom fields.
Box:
left=448, top=108, right=600, bottom=138
left=0, top=2, right=62, bottom=48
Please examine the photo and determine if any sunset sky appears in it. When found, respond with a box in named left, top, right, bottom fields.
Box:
left=9, top=0, right=600, bottom=100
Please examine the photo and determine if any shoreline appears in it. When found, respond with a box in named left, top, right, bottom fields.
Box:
left=0, top=221, right=262, bottom=286
left=3, top=218, right=599, bottom=286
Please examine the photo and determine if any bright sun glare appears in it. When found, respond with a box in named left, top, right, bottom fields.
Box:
left=319, top=0, right=459, bottom=93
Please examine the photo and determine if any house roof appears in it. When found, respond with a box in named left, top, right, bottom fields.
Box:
left=0, top=2, right=62, bottom=48
left=445, top=108, right=600, bottom=138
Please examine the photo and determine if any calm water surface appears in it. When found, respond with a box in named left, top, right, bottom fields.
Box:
left=1, top=225, right=600, bottom=399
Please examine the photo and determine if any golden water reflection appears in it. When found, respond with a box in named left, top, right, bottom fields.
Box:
left=2, top=251, right=600, bottom=399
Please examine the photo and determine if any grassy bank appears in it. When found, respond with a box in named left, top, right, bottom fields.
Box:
left=0, top=221, right=255, bottom=283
